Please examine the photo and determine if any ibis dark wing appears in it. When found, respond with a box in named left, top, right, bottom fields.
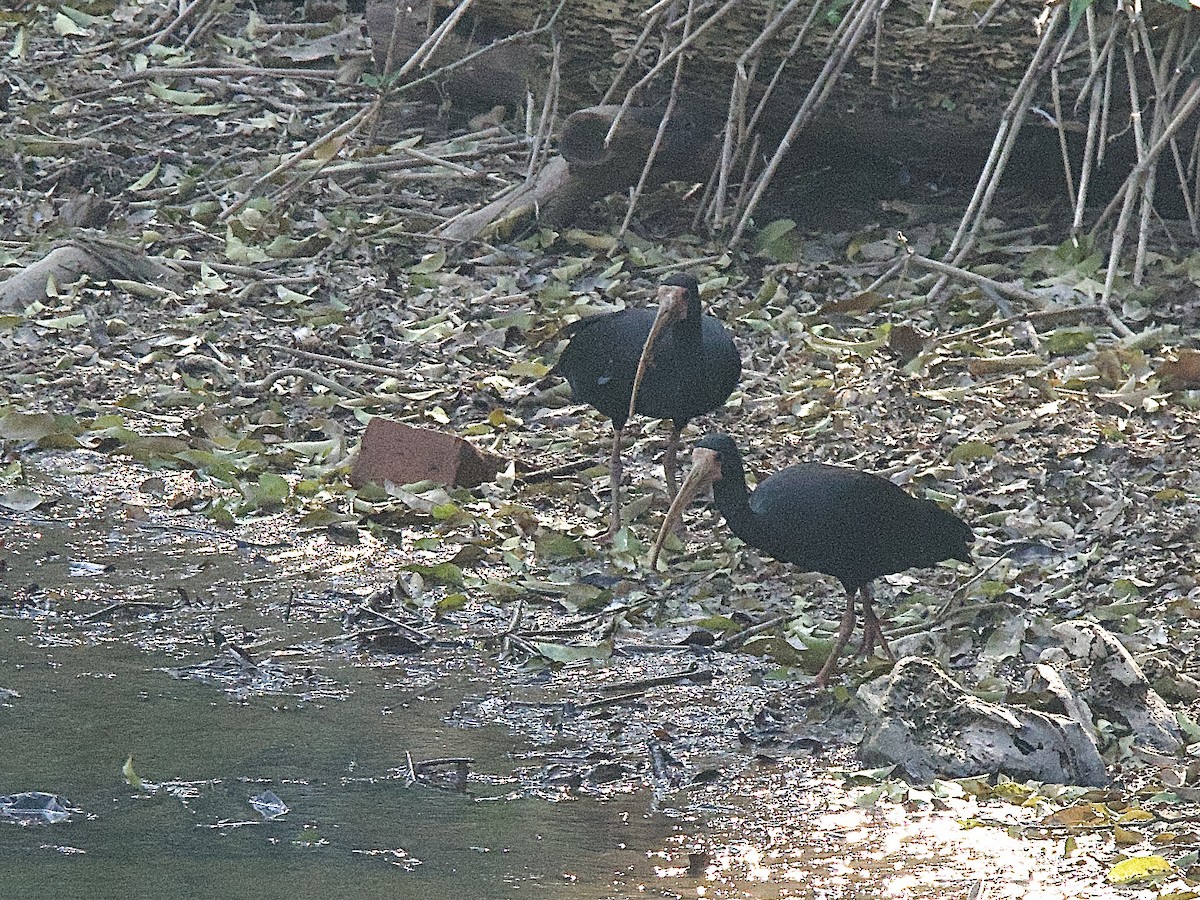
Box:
left=744, top=463, right=972, bottom=591
left=553, top=308, right=657, bottom=425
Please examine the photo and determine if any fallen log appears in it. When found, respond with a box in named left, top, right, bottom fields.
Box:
left=438, top=101, right=720, bottom=242
left=369, top=0, right=1196, bottom=255
left=0, top=239, right=180, bottom=312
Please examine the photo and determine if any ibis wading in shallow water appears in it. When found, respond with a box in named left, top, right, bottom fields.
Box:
left=552, top=274, right=740, bottom=536
left=651, top=434, right=974, bottom=686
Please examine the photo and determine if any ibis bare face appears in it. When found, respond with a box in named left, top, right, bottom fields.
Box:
left=625, top=283, right=691, bottom=426
left=650, top=445, right=723, bottom=567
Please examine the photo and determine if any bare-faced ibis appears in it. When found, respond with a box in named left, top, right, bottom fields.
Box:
left=651, top=434, right=973, bottom=686
left=552, top=275, right=740, bottom=536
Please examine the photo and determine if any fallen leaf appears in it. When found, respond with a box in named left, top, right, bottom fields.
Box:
left=532, top=640, right=612, bottom=663
left=403, top=562, right=464, bottom=587
left=1106, top=855, right=1172, bottom=885
left=0, top=487, right=49, bottom=511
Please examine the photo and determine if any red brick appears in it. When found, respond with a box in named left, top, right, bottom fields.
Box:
left=350, top=419, right=505, bottom=489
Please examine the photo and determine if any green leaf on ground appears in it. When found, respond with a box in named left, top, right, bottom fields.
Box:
left=533, top=640, right=612, bottom=664
left=403, top=562, right=464, bottom=587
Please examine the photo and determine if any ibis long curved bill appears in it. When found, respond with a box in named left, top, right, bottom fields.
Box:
left=625, top=281, right=691, bottom=427
left=649, top=445, right=724, bottom=567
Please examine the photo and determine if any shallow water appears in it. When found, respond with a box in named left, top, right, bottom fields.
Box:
left=0, top=474, right=685, bottom=900
left=0, top=621, right=675, bottom=900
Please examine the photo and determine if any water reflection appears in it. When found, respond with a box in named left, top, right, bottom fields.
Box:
left=674, top=784, right=1129, bottom=899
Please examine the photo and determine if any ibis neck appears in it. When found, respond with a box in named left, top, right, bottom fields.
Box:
left=674, top=302, right=705, bottom=353
left=711, top=473, right=757, bottom=537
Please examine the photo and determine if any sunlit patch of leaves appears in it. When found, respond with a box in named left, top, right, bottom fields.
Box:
left=842, top=765, right=1200, bottom=890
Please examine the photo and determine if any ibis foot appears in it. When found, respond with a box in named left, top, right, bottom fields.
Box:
left=604, top=425, right=625, bottom=540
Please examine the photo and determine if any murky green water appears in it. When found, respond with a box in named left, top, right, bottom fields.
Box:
left=0, top=623, right=675, bottom=900
left=0, top=479, right=688, bottom=900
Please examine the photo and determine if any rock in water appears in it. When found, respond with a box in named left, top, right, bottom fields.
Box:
left=858, top=657, right=1107, bottom=787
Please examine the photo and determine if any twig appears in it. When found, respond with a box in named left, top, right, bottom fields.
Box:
left=940, top=4, right=1066, bottom=270
left=1072, top=12, right=1118, bottom=112
left=1090, top=78, right=1200, bottom=235
left=527, top=36, right=561, bottom=180
left=730, top=0, right=882, bottom=246
left=641, top=255, right=726, bottom=275
left=263, top=344, right=417, bottom=380
left=181, top=0, right=222, bottom=48
left=744, top=0, right=824, bottom=144
left=366, top=0, right=412, bottom=146
left=1071, top=5, right=1104, bottom=234
left=119, top=0, right=208, bottom=53
left=394, top=0, right=478, bottom=81
left=600, top=10, right=665, bottom=106
left=519, top=459, right=597, bottom=483
left=640, top=0, right=676, bottom=17
left=392, top=1, right=567, bottom=100
left=218, top=104, right=375, bottom=222
left=575, top=691, right=647, bottom=711
left=1049, top=42, right=1076, bottom=206
left=355, top=607, right=435, bottom=646
left=927, top=554, right=1012, bottom=626
left=393, top=143, right=505, bottom=182
left=617, top=0, right=695, bottom=238
left=1097, top=17, right=1116, bottom=168
left=82, top=600, right=180, bottom=621
left=1123, top=35, right=1152, bottom=289
left=500, top=599, right=524, bottom=658
left=597, top=663, right=711, bottom=693
left=974, top=0, right=1006, bottom=28
left=1093, top=76, right=1200, bottom=327
left=412, top=756, right=473, bottom=768
left=242, top=367, right=373, bottom=399
left=603, top=0, right=740, bottom=147
left=1161, top=23, right=1200, bottom=237
left=714, top=613, right=794, bottom=651
left=131, top=520, right=291, bottom=549
left=712, top=0, right=818, bottom=228
left=405, top=750, right=417, bottom=783
left=933, top=304, right=1104, bottom=346
left=862, top=254, right=910, bottom=296
left=127, top=66, right=341, bottom=81
left=322, top=138, right=530, bottom=176
left=1098, top=179, right=1143, bottom=339
left=903, top=251, right=1041, bottom=305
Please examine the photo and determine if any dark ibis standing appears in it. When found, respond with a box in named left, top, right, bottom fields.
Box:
left=651, top=434, right=973, bottom=686
left=552, top=274, right=740, bottom=536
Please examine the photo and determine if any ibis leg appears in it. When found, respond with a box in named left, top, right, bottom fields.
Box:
left=858, top=586, right=894, bottom=661
left=605, top=424, right=624, bottom=539
left=664, top=423, right=683, bottom=500
left=814, top=588, right=859, bottom=688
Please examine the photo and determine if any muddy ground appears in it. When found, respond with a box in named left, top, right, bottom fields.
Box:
left=2, top=1, right=1200, bottom=897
